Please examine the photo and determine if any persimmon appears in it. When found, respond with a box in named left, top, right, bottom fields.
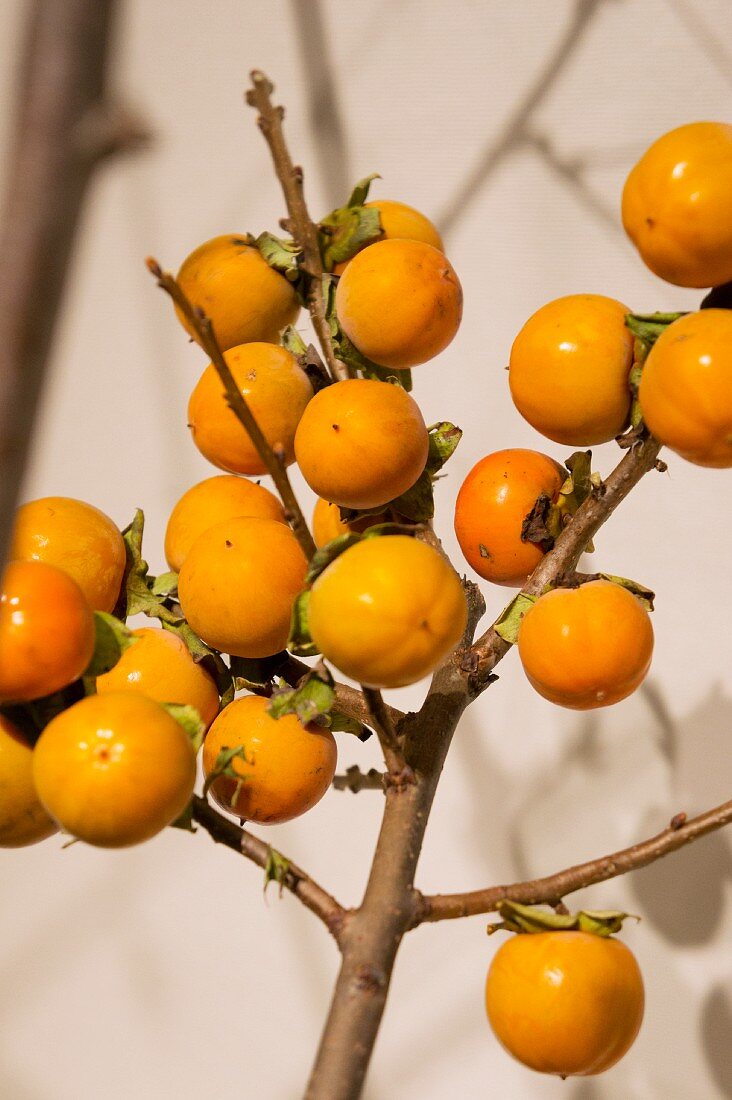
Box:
left=517, top=580, right=654, bottom=710
left=96, top=627, right=220, bottom=729
left=509, top=295, right=634, bottom=446
left=638, top=309, right=732, bottom=468
left=164, top=475, right=285, bottom=571
left=10, top=496, right=126, bottom=613
left=0, top=561, right=96, bottom=703
left=177, top=516, right=307, bottom=658
left=312, top=498, right=389, bottom=548
left=0, top=715, right=57, bottom=848
left=454, top=450, right=565, bottom=587
left=202, top=695, right=337, bottom=824
left=333, top=199, right=443, bottom=275
left=486, top=930, right=644, bottom=1076
left=308, top=535, right=468, bottom=688
left=188, top=342, right=313, bottom=475
left=33, top=693, right=197, bottom=847
left=335, top=239, right=462, bottom=369
left=175, top=234, right=300, bottom=349
left=294, top=379, right=429, bottom=510
left=622, top=122, right=732, bottom=288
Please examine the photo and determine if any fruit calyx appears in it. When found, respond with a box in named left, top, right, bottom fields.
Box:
left=487, top=900, right=638, bottom=937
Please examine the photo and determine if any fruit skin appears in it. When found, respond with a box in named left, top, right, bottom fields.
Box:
left=308, top=535, right=468, bottom=689
left=0, top=715, right=57, bottom=847
left=178, top=516, right=307, bottom=658
left=335, top=238, right=462, bottom=369
left=164, top=475, right=285, bottom=572
left=486, top=931, right=644, bottom=1076
left=509, top=295, right=634, bottom=446
left=454, top=450, right=565, bottom=587
left=96, top=627, right=220, bottom=729
left=638, top=309, right=732, bottom=468
left=188, top=342, right=313, bottom=476
left=333, top=199, right=444, bottom=275
left=517, top=580, right=654, bottom=710
left=33, top=693, right=196, bottom=847
left=11, top=496, right=126, bottom=613
left=312, top=498, right=389, bottom=548
left=621, top=122, right=732, bottom=288
left=294, top=379, right=429, bottom=510
left=0, top=561, right=96, bottom=703
left=175, top=234, right=300, bottom=349
left=202, top=695, right=337, bottom=824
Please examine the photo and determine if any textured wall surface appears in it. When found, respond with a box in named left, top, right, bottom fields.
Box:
left=1, top=1, right=731, bottom=1097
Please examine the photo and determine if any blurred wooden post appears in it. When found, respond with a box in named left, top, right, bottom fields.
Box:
left=0, top=0, right=147, bottom=568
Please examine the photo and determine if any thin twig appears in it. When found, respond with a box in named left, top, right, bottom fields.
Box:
left=415, top=797, right=732, bottom=923
left=363, top=686, right=407, bottom=775
left=191, top=796, right=347, bottom=941
left=147, top=260, right=317, bottom=560
left=277, top=652, right=405, bottom=728
left=245, top=70, right=350, bottom=381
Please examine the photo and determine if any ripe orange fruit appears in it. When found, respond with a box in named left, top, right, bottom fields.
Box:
left=33, top=693, right=197, bottom=847
left=333, top=199, right=443, bottom=275
left=454, top=450, right=565, bottom=587
left=175, top=234, right=300, bottom=349
left=10, top=496, right=126, bottom=613
left=294, top=379, right=429, bottom=509
left=517, top=580, right=654, bottom=710
left=312, top=498, right=389, bottom=547
left=335, top=239, right=462, bottom=369
left=486, top=931, right=644, bottom=1076
left=638, top=309, right=732, bottom=468
left=178, top=516, right=307, bottom=658
left=164, top=475, right=285, bottom=572
left=308, top=535, right=467, bottom=688
left=188, top=342, right=313, bottom=476
left=622, top=122, right=732, bottom=288
left=96, top=627, right=220, bottom=729
left=509, top=295, right=634, bottom=446
left=202, top=695, right=337, bottom=823
left=0, top=561, right=96, bottom=703
left=0, top=715, right=57, bottom=847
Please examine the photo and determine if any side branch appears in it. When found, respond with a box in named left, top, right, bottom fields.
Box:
left=147, top=262, right=317, bottom=560
left=416, top=797, right=732, bottom=923
left=469, top=433, right=662, bottom=687
left=191, top=796, right=348, bottom=941
left=363, top=686, right=407, bottom=775
left=246, top=70, right=349, bottom=382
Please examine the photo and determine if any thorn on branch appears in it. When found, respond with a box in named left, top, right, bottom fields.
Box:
left=655, top=459, right=668, bottom=473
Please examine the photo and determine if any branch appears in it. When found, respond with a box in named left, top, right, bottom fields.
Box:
left=245, top=70, right=350, bottom=382
left=147, top=261, right=317, bottom=560
left=0, top=0, right=148, bottom=569
left=468, top=433, right=662, bottom=687
left=416, top=798, right=732, bottom=923
left=191, top=795, right=347, bottom=941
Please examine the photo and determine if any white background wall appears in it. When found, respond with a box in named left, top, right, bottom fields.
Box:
left=2, top=1, right=732, bottom=1097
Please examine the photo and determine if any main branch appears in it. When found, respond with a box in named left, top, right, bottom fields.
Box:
left=416, top=797, right=732, bottom=922
left=246, top=71, right=350, bottom=382
left=192, top=796, right=348, bottom=941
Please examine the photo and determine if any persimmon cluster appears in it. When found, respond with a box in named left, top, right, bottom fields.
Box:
left=0, top=117, right=730, bottom=1084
